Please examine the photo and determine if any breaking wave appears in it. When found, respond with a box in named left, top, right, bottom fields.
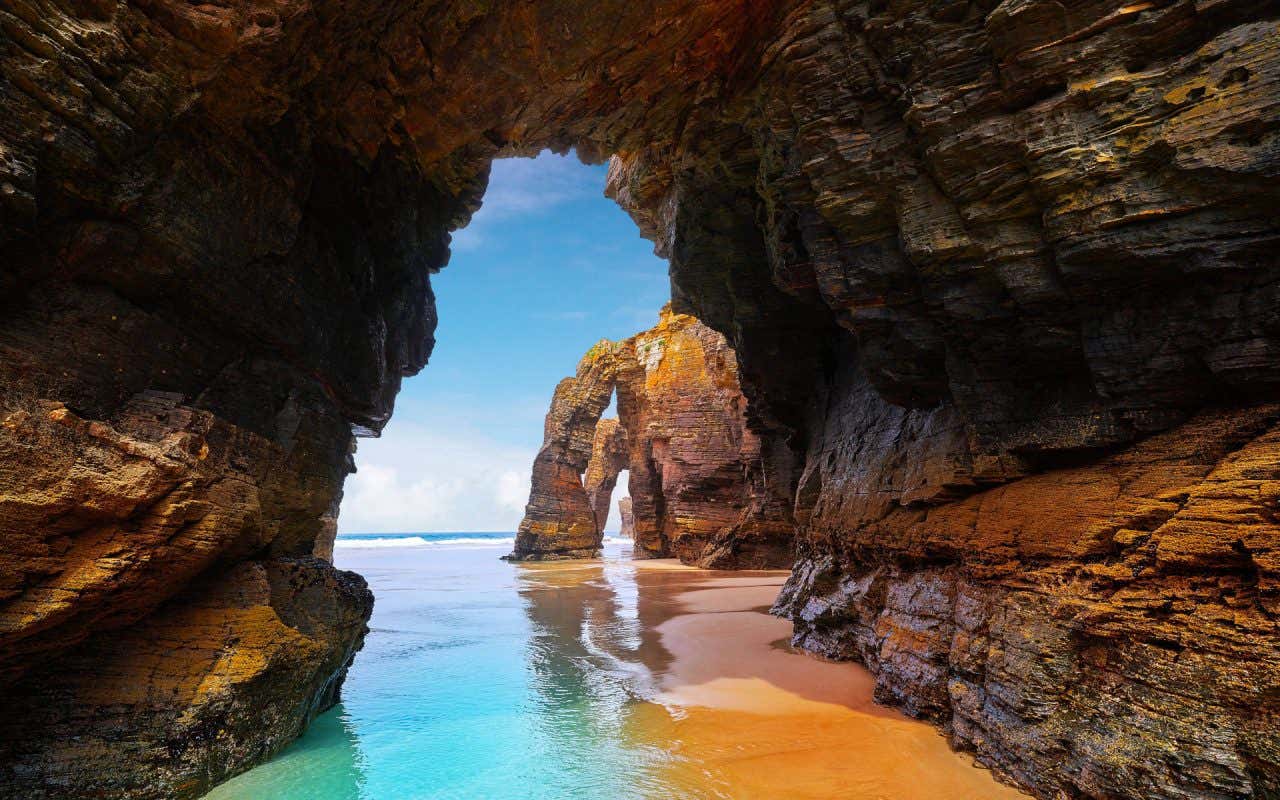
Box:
left=335, top=534, right=633, bottom=549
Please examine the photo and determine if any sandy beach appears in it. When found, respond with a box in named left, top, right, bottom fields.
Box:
left=206, top=542, right=1029, bottom=799
left=518, top=554, right=1029, bottom=799
left=620, top=562, right=1030, bottom=800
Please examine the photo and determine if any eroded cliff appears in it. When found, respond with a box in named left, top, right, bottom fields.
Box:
left=512, top=306, right=794, bottom=568
left=510, top=341, right=625, bottom=561
left=622, top=306, right=796, bottom=568
left=2, top=0, right=1278, bottom=796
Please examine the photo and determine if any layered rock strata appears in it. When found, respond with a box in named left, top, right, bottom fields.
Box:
left=3, top=0, right=1279, bottom=797
left=509, top=342, right=624, bottom=560
left=622, top=307, right=796, bottom=568
left=583, top=418, right=629, bottom=535
left=773, top=403, right=1280, bottom=799
left=0, top=391, right=373, bottom=797
left=512, top=307, right=795, bottom=568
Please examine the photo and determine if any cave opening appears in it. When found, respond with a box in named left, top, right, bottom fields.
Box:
left=4, top=2, right=1278, bottom=798
left=337, top=151, right=666, bottom=542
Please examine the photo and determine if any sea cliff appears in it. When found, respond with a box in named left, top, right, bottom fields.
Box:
left=2, top=1, right=1277, bottom=795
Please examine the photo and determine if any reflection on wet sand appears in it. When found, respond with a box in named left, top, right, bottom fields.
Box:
left=518, top=556, right=1029, bottom=800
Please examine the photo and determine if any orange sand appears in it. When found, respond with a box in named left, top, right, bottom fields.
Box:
left=518, top=557, right=1028, bottom=799
left=636, top=573, right=1029, bottom=799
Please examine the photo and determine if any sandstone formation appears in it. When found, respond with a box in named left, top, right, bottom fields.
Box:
left=618, top=497, right=635, bottom=539
left=0, top=555, right=371, bottom=799
left=512, top=307, right=795, bottom=568
left=509, top=342, right=624, bottom=560
left=0, top=392, right=373, bottom=797
left=622, top=307, right=796, bottom=568
left=3, top=0, right=1278, bottom=797
left=583, top=418, right=629, bottom=535
left=773, top=404, right=1280, bottom=799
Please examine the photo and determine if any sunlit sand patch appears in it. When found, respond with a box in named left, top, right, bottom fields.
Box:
left=634, top=573, right=1030, bottom=800
left=514, top=554, right=1028, bottom=798
left=671, top=579, right=788, bottom=614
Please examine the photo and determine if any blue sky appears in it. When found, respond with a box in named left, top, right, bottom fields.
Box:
left=339, top=152, right=670, bottom=533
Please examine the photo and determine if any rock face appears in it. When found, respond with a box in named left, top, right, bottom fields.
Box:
left=0, top=556, right=371, bottom=800
left=618, top=497, right=635, bottom=539
left=622, top=307, right=796, bottom=568
left=510, top=342, right=624, bottom=561
left=773, top=404, right=1280, bottom=799
left=583, top=418, right=629, bottom=535
left=3, top=0, right=1279, bottom=796
left=0, top=392, right=373, bottom=797
left=512, top=307, right=795, bottom=568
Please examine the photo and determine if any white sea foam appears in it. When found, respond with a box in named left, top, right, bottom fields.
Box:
left=334, top=535, right=634, bottom=550
left=335, top=536, right=513, bottom=549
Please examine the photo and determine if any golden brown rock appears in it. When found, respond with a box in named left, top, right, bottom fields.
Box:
left=514, top=307, right=795, bottom=568
left=776, top=405, right=1280, bottom=799
left=510, top=341, right=624, bottom=561
left=0, top=556, right=371, bottom=799
left=584, top=418, right=629, bottom=534
left=2, top=0, right=1279, bottom=796
left=620, top=306, right=795, bottom=568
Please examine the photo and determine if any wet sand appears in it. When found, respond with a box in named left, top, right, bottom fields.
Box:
left=613, top=561, right=1030, bottom=799
left=208, top=542, right=1030, bottom=799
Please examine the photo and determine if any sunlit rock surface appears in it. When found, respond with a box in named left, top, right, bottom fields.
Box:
left=584, top=418, right=629, bottom=535
left=621, top=306, right=796, bottom=569
left=2, top=0, right=1278, bottom=795
left=509, top=342, right=624, bottom=561
left=512, top=307, right=793, bottom=568
left=773, top=405, right=1280, bottom=799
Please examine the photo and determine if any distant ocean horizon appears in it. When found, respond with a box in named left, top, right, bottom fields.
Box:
left=334, top=531, right=630, bottom=549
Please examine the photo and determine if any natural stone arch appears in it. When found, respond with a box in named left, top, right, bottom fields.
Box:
left=513, top=305, right=804, bottom=569
left=584, top=419, right=629, bottom=537
left=2, top=1, right=1279, bottom=798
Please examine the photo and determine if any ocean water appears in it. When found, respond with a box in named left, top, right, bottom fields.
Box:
left=203, top=534, right=664, bottom=800
left=203, top=534, right=1028, bottom=800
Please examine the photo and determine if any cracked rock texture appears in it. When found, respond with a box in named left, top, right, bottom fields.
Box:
left=3, top=0, right=1279, bottom=796
left=510, top=341, right=625, bottom=561
left=621, top=306, right=796, bottom=568
left=773, top=404, right=1280, bottom=799
left=584, top=418, right=629, bottom=536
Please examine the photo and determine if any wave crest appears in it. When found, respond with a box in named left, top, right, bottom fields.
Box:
left=335, top=535, right=633, bottom=550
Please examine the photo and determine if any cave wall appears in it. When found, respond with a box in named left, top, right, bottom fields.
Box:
left=606, top=3, right=1280, bottom=797
left=2, top=0, right=1279, bottom=796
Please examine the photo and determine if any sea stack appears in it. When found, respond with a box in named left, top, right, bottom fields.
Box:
left=511, top=306, right=795, bottom=568
left=508, top=341, right=624, bottom=561
left=618, top=498, right=635, bottom=540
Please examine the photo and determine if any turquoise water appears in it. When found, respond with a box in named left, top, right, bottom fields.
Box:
left=204, top=534, right=663, bottom=800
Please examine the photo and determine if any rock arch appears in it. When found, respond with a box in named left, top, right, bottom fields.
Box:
left=511, top=305, right=795, bottom=568
left=2, top=1, right=1279, bottom=797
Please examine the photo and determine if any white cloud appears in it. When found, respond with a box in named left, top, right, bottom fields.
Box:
left=339, top=421, right=535, bottom=533
left=450, top=151, right=602, bottom=252
left=533, top=310, right=592, bottom=321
